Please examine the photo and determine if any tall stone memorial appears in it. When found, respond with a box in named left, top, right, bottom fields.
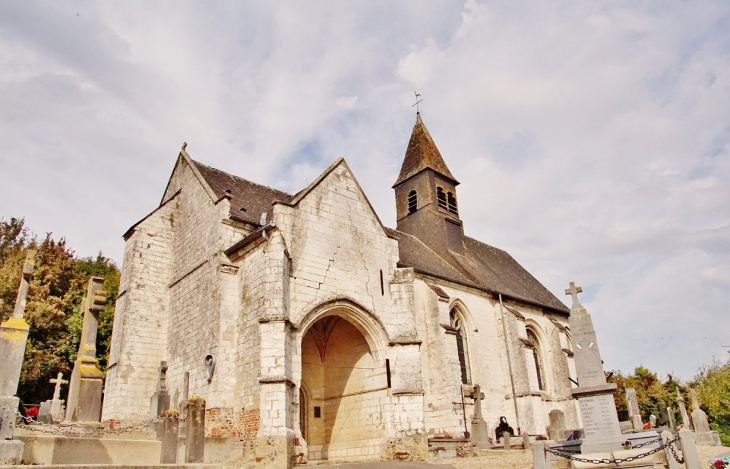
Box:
left=0, top=250, right=36, bottom=412
left=0, top=250, right=35, bottom=464
left=65, top=277, right=106, bottom=422
left=565, top=282, right=623, bottom=453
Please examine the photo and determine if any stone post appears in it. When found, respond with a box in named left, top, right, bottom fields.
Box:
left=532, top=441, right=548, bottom=469
left=678, top=428, right=701, bottom=469
left=547, top=409, right=566, bottom=441
left=626, top=388, right=643, bottom=431
left=676, top=395, right=690, bottom=429
left=503, top=431, right=511, bottom=451
left=65, top=277, right=106, bottom=422
left=661, top=430, right=680, bottom=469
left=667, top=406, right=676, bottom=431
left=185, top=396, right=205, bottom=463
left=0, top=250, right=35, bottom=412
left=564, top=282, right=622, bottom=453
left=160, top=410, right=179, bottom=464
left=649, top=415, right=657, bottom=428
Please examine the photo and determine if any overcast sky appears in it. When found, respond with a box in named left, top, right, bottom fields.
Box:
left=1, top=1, right=729, bottom=380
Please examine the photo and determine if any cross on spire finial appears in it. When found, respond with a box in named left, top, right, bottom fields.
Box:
left=565, top=281, right=583, bottom=311
left=412, top=91, right=423, bottom=114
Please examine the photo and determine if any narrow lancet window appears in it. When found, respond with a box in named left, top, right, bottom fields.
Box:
left=447, top=191, right=458, bottom=214
left=408, top=190, right=418, bottom=213
left=450, top=309, right=471, bottom=384
left=527, top=330, right=544, bottom=390
left=437, top=187, right=447, bottom=209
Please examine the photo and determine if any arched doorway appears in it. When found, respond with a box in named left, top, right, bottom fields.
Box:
left=300, top=313, right=388, bottom=460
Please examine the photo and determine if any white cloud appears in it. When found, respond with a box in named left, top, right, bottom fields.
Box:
left=1, top=0, right=728, bottom=379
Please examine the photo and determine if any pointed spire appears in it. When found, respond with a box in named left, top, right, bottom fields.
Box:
left=393, top=114, right=458, bottom=187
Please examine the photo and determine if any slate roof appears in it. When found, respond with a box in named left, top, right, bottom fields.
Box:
left=393, top=114, right=459, bottom=187
left=193, top=160, right=292, bottom=226
left=192, top=158, right=567, bottom=314
left=385, top=227, right=569, bottom=314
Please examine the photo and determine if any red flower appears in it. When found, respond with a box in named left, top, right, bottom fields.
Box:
left=713, top=459, right=725, bottom=469
left=26, top=406, right=39, bottom=417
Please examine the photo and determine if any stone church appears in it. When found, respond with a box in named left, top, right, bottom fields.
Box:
left=103, top=114, right=579, bottom=465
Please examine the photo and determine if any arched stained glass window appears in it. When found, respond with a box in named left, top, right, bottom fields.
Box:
left=450, top=309, right=471, bottom=384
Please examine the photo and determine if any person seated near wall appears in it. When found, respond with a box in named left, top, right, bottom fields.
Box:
left=495, top=416, right=515, bottom=441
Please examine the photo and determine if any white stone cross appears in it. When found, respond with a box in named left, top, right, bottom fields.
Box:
left=564, top=282, right=583, bottom=311
left=50, top=372, right=68, bottom=401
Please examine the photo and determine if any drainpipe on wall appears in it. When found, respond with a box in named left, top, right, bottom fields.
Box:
left=499, top=293, right=521, bottom=435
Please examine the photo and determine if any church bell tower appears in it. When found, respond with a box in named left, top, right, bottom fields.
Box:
left=393, top=113, right=465, bottom=254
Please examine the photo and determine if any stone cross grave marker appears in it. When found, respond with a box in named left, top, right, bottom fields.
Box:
left=65, top=277, right=106, bottom=422
left=626, top=388, right=643, bottom=431
left=0, top=250, right=36, bottom=412
left=49, top=372, right=68, bottom=421
left=470, top=384, right=489, bottom=448
left=565, top=281, right=622, bottom=453
left=149, top=361, right=170, bottom=434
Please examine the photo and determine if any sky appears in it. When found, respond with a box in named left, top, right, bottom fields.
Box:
left=1, top=1, right=729, bottom=380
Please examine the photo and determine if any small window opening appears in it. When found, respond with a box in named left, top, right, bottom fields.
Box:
left=380, top=269, right=384, bottom=296
left=225, top=189, right=232, bottom=194
left=437, top=187, right=447, bottom=209
left=447, top=192, right=458, bottom=214
left=407, top=190, right=418, bottom=213
left=386, top=359, right=391, bottom=388
left=314, top=406, right=321, bottom=418
left=239, top=207, right=247, bottom=212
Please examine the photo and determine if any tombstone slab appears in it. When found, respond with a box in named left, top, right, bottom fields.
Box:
left=689, top=389, right=721, bottom=445
left=548, top=409, right=567, bottom=441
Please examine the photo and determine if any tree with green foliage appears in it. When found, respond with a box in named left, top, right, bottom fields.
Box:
left=0, top=217, right=119, bottom=405
left=690, top=359, right=730, bottom=446
left=608, top=366, right=688, bottom=425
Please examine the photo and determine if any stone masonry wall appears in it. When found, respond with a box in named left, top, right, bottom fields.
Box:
left=163, top=158, right=247, bottom=411
left=103, top=194, right=176, bottom=420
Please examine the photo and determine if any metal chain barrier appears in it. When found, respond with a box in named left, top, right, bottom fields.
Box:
left=545, top=436, right=681, bottom=465
left=665, top=438, right=684, bottom=464
left=625, top=438, right=660, bottom=449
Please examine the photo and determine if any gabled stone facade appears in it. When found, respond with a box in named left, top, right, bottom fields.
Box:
left=103, top=115, right=580, bottom=467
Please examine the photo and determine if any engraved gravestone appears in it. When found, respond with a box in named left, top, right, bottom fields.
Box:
left=565, top=282, right=622, bottom=453
left=689, top=388, right=721, bottom=445
left=626, top=388, right=642, bottom=431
